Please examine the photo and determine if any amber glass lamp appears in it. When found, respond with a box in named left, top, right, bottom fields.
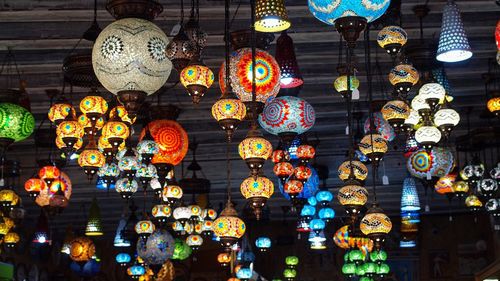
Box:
left=213, top=201, right=246, bottom=248
left=238, top=128, right=273, bottom=176
left=102, top=120, right=130, bottom=153
left=56, top=119, right=85, bottom=152
left=381, top=99, right=410, bottom=129
left=377, top=26, right=408, bottom=55
left=296, top=144, right=316, bottom=165
left=212, top=95, right=247, bottom=141
left=78, top=141, right=106, bottom=180
left=358, top=133, right=388, bottom=163
left=24, top=178, right=47, bottom=198
left=273, top=161, right=294, bottom=184
left=338, top=179, right=368, bottom=217
left=69, top=236, right=96, bottom=263
left=38, top=166, right=60, bottom=187
left=240, top=176, right=274, bottom=219
left=487, top=96, right=500, bottom=116
left=388, top=63, right=419, bottom=97
left=283, top=179, right=304, bottom=199
left=180, top=59, right=215, bottom=104
left=217, top=252, right=231, bottom=266
left=48, top=101, right=76, bottom=125
left=360, top=204, right=392, bottom=249
left=338, top=160, right=368, bottom=182
left=79, top=94, right=108, bottom=125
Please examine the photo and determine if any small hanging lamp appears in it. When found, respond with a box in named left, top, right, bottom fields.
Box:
left=213, top=201, right=246, bottom=249
left=360, top=203, right=392, bottom=250
left=377, top=26, right=408, bottom=56
left=238, top=126, right=273, bottom=177
left=180, top=57, right=214, bottom=104
left=436, top=0, right=472, bottom=63
left=85, top=197, right=103, bottom=236
left=240, top=175, right=274, bottom=220
left=254, top=0, right=290, bottom=33
left=78, top=140, right=106, bottom=180
left=275, top=31, right=303, bottom=89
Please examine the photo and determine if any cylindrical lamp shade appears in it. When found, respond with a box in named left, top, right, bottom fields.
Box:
left=308, top=0, right=390, bottom=25
left=255, top=0, right=291, bottom=33
left=436, top=0, right=472, bottom=62
left=92, top=18, right=172, bottom=95
left=219, top=48, right=280, bottom=103
left=401, top=177, right=420, bottom=212
left=275, top=32, right=303, bottom=88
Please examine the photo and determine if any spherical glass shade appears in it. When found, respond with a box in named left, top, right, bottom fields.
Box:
left=487, top=96, right=500, bottom=115
left=48, top=103, right=76, bottom=124
left=294, top=166, right=313, bottom=182
left=69, top=237, right=96, bottom=262
left=273, top=161, right=294, bottom=179
left=98, top=163, right=120, bottom=178
left=238, top=136, right=273, bottom=160
left=388, top=64, right=419, bottom=86
left=38, top=166, right=61, bottom=182
left=79, top=147, right=105, bottom=169
left=485, top=199, right=500, bottom=215
left=434, top=108, right=460, bottom=129
left=359, top=133, right=388, bottom=159
left=92, top=18, right=172, bottom=95
left=118, top=155, right=140, bottom=172
left=415, top=125, right=441, bottom=146
left=318, top=207, right=335, bottom=220
left=272, top=149, right=290, bottom=163
left=479, top=178, right=498, bottom=197
left=452, top=180, right=469, bottom=194
left=78, top=115, right=105, bottom=131
left=363, top=112, right=395, bottom=141
left=172, top=238, right=192, bottom=260
left=258, top=96, right=316, bottom=136
left=435, top=174, right=456, bottom=194
left=110, top=105, right=136, bottom=125
left=135, top=220, right=155, bottom=236
left=180, top=64, right=215, bottom=93
left=152, top=204, right=172, bottom=218
left=136, top=229, right=175, bottom=265
left=338, top=184, right=368, bottom=206
left=240, top=176, right=274, bottom=199
left=56, top=136, right=83, bottom=151
left=136, top=163, right=157, bottom=179
left=57, top=120, right=84, bottom=140
left=283, top=269, right=297, bottom=278
left=338, top=160, right=368, bottom=182
left=377, top=26, right=407, bottom=51
left=162, top=183, right=183, bottom=203
left=285, top=255, right=299, bottom=266
left=173, top=206, right=191, bottom=221
left=236, top=267, right=252, bottom=280
left=24, top=178, right=47, bottom=195
left=410, top=95, right=431, bottom=114
left=404, top=109, right=421, bottom=128
left=186, top=234, right=203, bottom=248
left=203, top=208, right=218, bottom=220
left=115, top=178, right=138, bottom=197
left=407, top=147, right=454, bottom=179
left=80, top=95, right=108, bottom=117
left=102, top=120, right=129, bottom=144
left=137, top=139, right=160, bottom=156
left=116, top=253, right=131, bottom=265
left=381, top=100, right=410, bottom=126
left=217, top=252, right=231, bottom=265
left=213, top=214, right=246, bottom=241
left=127, top=265, right=145, bottom=277
left=465, top=195, right=482, bottom=208
left=300, top=204, right=316, bottom=217
left=296, top=144, right=316, bottom=161
left=316, top=190, right=334, bottom=203
left=212, top=97, right=247, bottom=123
left=334, top=75, right=360, bottom=94
left=284, top=179, right=304, bottom=195
left=360, top=212, right=392, bottom=236
left=0, top=103, right=35, bottom=143
left=219, top=48, right=280, bottom=103
left=98, top=135, right=126, bottom=153
left=418, top=83, right=446, bottom=105
left=307, top=0, right=390, bottom=24
left=4, top=232, right=20, bottom=247
left=255, top=236, right=272, bottom=250
left=140, top=120, right=188, bottom=166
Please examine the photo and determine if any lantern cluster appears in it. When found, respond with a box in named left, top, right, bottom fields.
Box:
left=341, top=249, right=390, bottom=280
left=461, top=158, right=499, bottom=216
left=0, top=187, right=21, bottom=249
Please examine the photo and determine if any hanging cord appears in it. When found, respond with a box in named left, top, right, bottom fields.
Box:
left=180, top=0, right=185, bottom=24
left=337, top=36, right=343, bottom=68
left=345, top=39, right=355, bottom=178
left=229, top=0, right=242, bottom=29
left=224, top=0, right=232, bottom=96
left=226, top=140, right=232, bottom=203
left=250, top=0, right=257, bottom=127
left=0, top=48, right=22, bottom=88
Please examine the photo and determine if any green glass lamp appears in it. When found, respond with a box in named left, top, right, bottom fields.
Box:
left=0, top=102, right=35, bottom=148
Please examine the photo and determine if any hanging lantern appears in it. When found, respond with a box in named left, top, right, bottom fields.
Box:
left=381, top=99, right=410, bottom=129
left=239, top=128, right=273, bottom=176
left=363, top=111, right=396, bottom=142
left=465, top=195, right=483, bottom=212
left=255, top=236, right=272, bottom=252
left=377, top=26, right=408, bottom=55
left=115, top=178, right=139, bottom=199
left=212, top=95, right=247, bottom=141
left=136, top=138, right=160, bottom=166
left=419, top=83, right=446, bottom=110
left=283, top=179, right=304, bottom=199
left=162, top=179, right=183, bottom=205
left=127, top=264, right=146, bottom=278
left=38, top=166, right=60, bottom=187
left=92, top=18, right=173, bottom=115
left=152, top=204, right=171, bottom=224
left=415, top=124, right=441, bottom=150
left=0, top=189, right=17, bottom=212
left=56, top=135, right=83, bottom=153
left=186, top=234, right=203, bottom=250
left=254, top=0, right=290, bottom=32
left=434, top=107, right=460, bottom=134
left=285, top=255, right=299, bottom=268
left=258, top=96, right=316, bottom=143
left=0, top=103, right=35, bottom=148
left=435, top=173, right=456, bottom=195
left=334, top=75, right=360, bottom=98
left=358, top=133, right=388, bottom=163
left=217, top=252, right=231, bottom=266
left=101, top=119, right=129, bottom=152
left=487, top=96, right=500, bottom=116
left=97, top=163, right=119, bottom=185
left=338, top=160, right=368, bottom=182
left=294, top=166, right=312, bottom=183
left=401, top=177, right=420, bottom=212
left=116, top=253, right=132, bottom=267
left=166, top=27, right=198, bottom=72
left=69, top=237, right=96, bottom=263
left=78, top=114, right=105, bottom=136
left=136, top=229, right=175, bottom=266
left=451, top=180, right=469, bottom=197
left=318, top=207, right=335, bottom=222
left=388, top=64, right=419, bottom=96
left=79, top=143, right=106, bottom=180
left=140, top=120, right=189, bottom=167
left=273, top=161, right=294, bottom=183
left=85, top=197, right=103, bottom=236
left=57, top=119, right=85, bottom=151
left=213, top=202, right=246, bottom=248
left=109, top=105, right=136, bottom=126
left=275, top=31, right=303, bottom=88
left=407, top=147, right=454, bottom=179
left=24, top=178, right=47, bottom=198
left=135, top=220, right=155, bottom=240
left=296, top=144, right=316, bottom=165
left=118, top=150, right=140, bottom=180
left=307, top=0, right=390, bottom=25
left=338, top=180, right=368, bottom=216
left=360, top=204, right=392, bottom=249
left=219, top=48, right=280, bottom=106
left=240, top=176, right=274, bottom=219
left=479, top=179, right=498, bottom=199
left=48, top=101, right=76, bottom=125
left=184, top=16, right=207, bottom=52
left=436, top=0, right=472, bottom=62
left=173, top=206, right=191, bottom=225
left=316, top=190, right=334, bottom=206
left=79, top=95, right=108, bottom=124
left=136, top=163, right=157, bottom=187
left=4, top=232, right=20, bottom=248
left=402, top=109, right=421, bottom=132
left=180, top=59, right=214, bottom=104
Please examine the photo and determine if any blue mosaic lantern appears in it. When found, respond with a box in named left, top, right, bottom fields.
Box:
left=315, top=190, right=333, bottom=206
left=236, top=267, right=253, bottom=281
left=70, top=259, right=100, bottom=277
left=307, top=196, right=318, bottom=206
left=115, top=253, right=131, bottom=267
left=401, top=177, right=420, bottom=212
left=309, top=218, right=325, bottom=234
left=127, top=264, right=146, bottom=277
left=308, top=0, right=391, bottom=25
left=300, top=204, right=316, bottom=220
left=318, top=207, right=335, bottom=222
left=255, top=237, right=272, bottom=252
left=436, top=0, right=472, bottom=63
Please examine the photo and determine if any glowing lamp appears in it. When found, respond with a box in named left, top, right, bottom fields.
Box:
left=283, top=269, right=296, bottom=280
left=435, top=174, right=456, bottom=195
left=135, top=220, right=155, bottom=240
left=273, top=161, right=294, bottom=183
left=127, top=265, right=146, bottom=278
left=434, top=108, right=460, bottom=134
left=0, top=103, right=35, bottom=147
left=309, top=218, right=325, bottom=234
left=381, top=99, right=410, bottom=129
left=284, top=179, right=304, bottom=199
left=415, top=125, right=441, bottom=150
left=212, top=96, right=247, bottom=141
left=48, top=102, right=76, bottom=124
left=4, top=232, right=20, bottom=248
left=401, top=177, right=420, bottom=211
left=419, top=83, right=446, bottom=110
left=285, top=255, right=299, bottom=267
left=338, top=182, right=368, bottom=210
left=56, top=135, right=83, bottom=152
left=436, top=0, right=472, bottom=62
left=217, top=252, right=231, bottom=266
left=173, top=206, right=192, bottom=224
left=69, top=237, right=96, bottom=263
left=118, top=151, right=140, bottom=180
left=359, top=133, right=388, bottom=162
left=334, top=75, right=360, bottom=97
left=342, top=262, right=356, bottom=277
left=240, top=176, right=274, bottom=219
left=162, top=180, right=183, bottom=205
left=213, top=202, right=246, bottom=248
left=186, top=234, right=203, bottom=250
left=238, top=129, right=273, bottom=176
left=78, top=115, right=105, bottom=135
left=85, top=197, right=103, bottom=236
left=180, top=61, right=215, bottom=104
left=97, top=163, right=119, bottom=184
left=79, top=95, right=108, bottom=122
left=116, top=253, right=131, bottom=267
left=255, top=0, right=290, bottom=32
left=275, top=31, right=303, bottom=88
left=296, top=144, right=315, bottom=165
left=78, top=145, right=105, bottom=180
left=487, top=96, right=500, bottom=116
left=360, top=205, right=392, bottom=247
left=388, top=64, right=419, bottom=96
left=56, top=120, right=84, bottom=150
left=403, top=109, right=420, bottom=132
left=115, top=178, right=138, bottom=199
left=272, top=149, right=290, bottom=163
left=318, top=207, right=335, bottom=222
left=255, top=236, right=272, bottom=251
left=136, top=138, right=159, bottom=167
left=152, top=204, right=171, bottom=224
left=452, top=180, right=469, bottom=197
left=109, top=106, right=136, bottom=126
left=101, top=120, right=129, bottom=150
left=479, top=178, right=498, bottom=198
left=38, top=166, right=60, bottom=186
left=338, top=160, right=368, bottom=182
left=140, top=120, right=189, bottom=166
left=236, top=267, right=252, bottom=281
left=24, top=178, right=46, bottom=197
left=377, top=26, right=407, bottom=55
left=307, top=0, right=390, bottom=25
left=465, top=195, right=483, bottom=211
left=294, top=166, right=312, bottom=182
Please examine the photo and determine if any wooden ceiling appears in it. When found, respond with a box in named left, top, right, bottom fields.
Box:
left=0, top=0, right=499, bottom=237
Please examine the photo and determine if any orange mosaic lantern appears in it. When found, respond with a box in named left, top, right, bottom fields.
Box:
left=38, top=166, right=60, bottom=186
left=56, top=135, right=83, bottom=151
left=48, top=102, right=76, bottom=124
left=79, top=95, right=108, bottom=122
left=283, top=179, right=304, bottom=199
left=102, top=120, right=130, bottom=151
left=24, top=178, right=47, bottom=197
left=78, top=114, right=105, bottom=135
left=56, top=119, right=84, bottom=150
left=294, top=166, right=312, bottom=182
left=273, top=161, right=294, bottom=183
left=296, top=144, right=315, bottom=165
left=140, top=120, right=189, bottom=166
left=238, top=129, right=273, bottom=176
left=69, top=236, right=96, bottom=262
left=217, top=252, right=231, bottom=266
left=78, top=144, right=106, bottom=180
left=109, top=105, right=136, bottom=125
left=435, top=173, right=456, bottom=195
left=180, top=62, right=215, bottom=104
left=240, top=176, right=274, bottom=219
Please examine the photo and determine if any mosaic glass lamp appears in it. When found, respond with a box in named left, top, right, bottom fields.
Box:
left=116, top=253, right=131, bottom=267
left=338, top=160, right=368, bottom=182
left=381, top=99, right=411, bottom=129
left=0, top=102, right=35, bottom=147
left=419, top=83, right=446, bottom=110
left=240, top=176, right=274, bottom=219
left=307, top=0, right=391, bottom=25
left=275, top=31, right=303, bottom=88
left=415, top=124, right=441, bottom=150
left=436, top=0, right=472, bottom=63
left=79, top=95, right=108, bottom=124
left=57, top=119, right=85, bottom=151
left=238, top=128, right=273, bottom=176
left=401, top=177, right=420, bottom=212
left=487, top=96, right=500, bottom=116
left=338, top=180, right=368, bottom=216
left=377, top=26, right=407, bottom=55
left=166, top=27, right=198, bottom=72
left=48, top=101, right=76, bottom=125
left=213, top=201, right=246, bottom=248
left=255, top=236, right=272, bottom=252
left=85, top=197, right=103, bottom=236
left=78, top=142, right=106, bottom=180
left=388, top=64, right=419, bottom=96
left=212, top=95, right=247, bottom=141
left=69, top=237, right=96, bottom=263
left=180, top=59, right=214, bottom=104
left=255, top=0, right=290, bottom=33
left=358, top=133, right=388, bottom=162
left=360, top=204, right=392, bottom=247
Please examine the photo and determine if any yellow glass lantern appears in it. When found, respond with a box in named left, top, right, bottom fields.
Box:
left=377, top=26, right=408, bottom=55
left=487, top=96, right=500, bottom=116
left=465, top=195, right=483, bottom=211
left=69, top=236, right=96, bottom=262
left=4, top=232, right=20, bottom=248
left=360, top=205, right=392, bottom=245
left=452, top=180, right=469, bottom=196
left=56, top=135, right=83, bottom=151
left=0, top=220, right=10, bottom=237
left=0, top=189, right=17, bottom=209
left=78, top=144, right=105, bottom=180
left=338, top=160, right=368, bottom=182
left=255, top=0, right=291, bottom=32
left=381, top=99, right=410, bottom=129
left=180, top=62, right=215, bottom=104
left=338, top=183, right=368, bottom=210
left=240, top=176, right=274, bottom=219
left=48, top=102, right=76, bottom=124
left=334, top=75, right=360, bottom=97
left=238, top=130, right=273, bottom=176
left=56, top=120, right=84, bottom=150
left=217, top=252, right=231, bottom=266
left=79, top=95, right=108, bottom=122
left=388, top=64, right=419, bottom=95
left=78, top=114, right=105, bottom=134
left=102, top=120, right=130, bottom=150
left=212, top=97, right=247, bottom=141
left=38, top=166, right=61, bottom=186
left=109, top=105, right=136, bottom=125
left=98, top=135, right=126, bottom=157
left=359, top=133, right=388, bottom=162
left=435, top=174, right=456, bottom=195
left=213, top=202, right=246, bottom=248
